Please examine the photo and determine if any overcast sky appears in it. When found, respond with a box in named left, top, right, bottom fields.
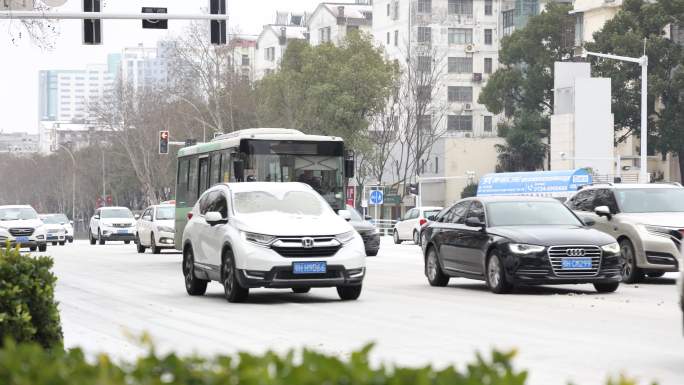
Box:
left=0, top=0, right=326, bottom=134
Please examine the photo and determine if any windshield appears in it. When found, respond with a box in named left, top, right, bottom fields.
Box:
left=615, top=188, right=684, bottom=213
left=487, top=201, right=582, bottom=227
left=234, top=190, right=328, bottom=216
left=0, top=207, right=38, bottom=221
left=156, top=207, right=175, bottom=220
left=101, top=208, right=133, bottom=219
left=423, top=210, right=441, bottom=219
left=346, top=205, right=364, bottom=221
left=41, top=215, right=63, bottom=224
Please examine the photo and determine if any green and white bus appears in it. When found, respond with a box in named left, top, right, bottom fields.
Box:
left=174, top=128, right=354, bottom=249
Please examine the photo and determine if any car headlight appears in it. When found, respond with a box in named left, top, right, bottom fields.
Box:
left=508, top=243, right=546, bottom=255
left=335, top=230, right=356, bottom=244
left=158, top=226, right=174, bottom=233
left=601, top=242, right=620, bottom=254
left=240, top=231, right=276, bottom=247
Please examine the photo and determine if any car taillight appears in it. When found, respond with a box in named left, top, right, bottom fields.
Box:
left=419, top=218, right=427, bottom=226
left=187, top=212, right=193, bottom=220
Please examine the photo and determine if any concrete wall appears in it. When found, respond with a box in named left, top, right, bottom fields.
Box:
left=573, top=77, right=614, bottom=175
left=443, top=137, right=503, bottom=207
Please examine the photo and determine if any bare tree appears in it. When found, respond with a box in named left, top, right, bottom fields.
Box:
left=3, top=2, right=58, bottom=49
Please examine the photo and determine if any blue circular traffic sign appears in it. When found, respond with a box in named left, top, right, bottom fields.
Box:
left=369, top=190, right=384, bottom=205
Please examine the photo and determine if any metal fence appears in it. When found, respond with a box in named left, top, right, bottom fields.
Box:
left=370, top=219, right=397, bottom=236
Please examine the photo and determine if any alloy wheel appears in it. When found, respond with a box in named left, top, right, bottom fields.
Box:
left=488, top=256, right=501, bottom=288
left=223, top=258, right=235, bottom=296
left=427, top=253, right=438, bottom=281
left=183, top=251, right=194, bottom=290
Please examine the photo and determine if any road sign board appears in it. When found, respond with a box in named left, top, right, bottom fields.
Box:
left=142, top=7, right=168, bottom=29
left=384, top=194, right=401, bottom=205
left=369, top=190, right=384, bottom=205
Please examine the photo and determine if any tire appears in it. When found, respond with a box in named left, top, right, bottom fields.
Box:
left=413, top=230, right=420, bottom=245
left=221, top=250, right=249, bottom=303
left=38, top=244, right=47, bottom=252
left=59, top=241, right=65, bottom=246
left=292, top=287, right=311, bottom=294
left=68, top=238, right=73, bottom=244
left=124, top=240, right=131, bottom=245
left=337, top=285, right=362, bottom=300
left=366, top=250, right=379, bottom=257
left=136, top=235, right=146, bottom=254
left=425, top=247, right=449, bottom=287
left=646, top=272, right=665, bottom=278
left=151, top=234, right=161, bottom=254
left=52, top=242, right=57, bottom=246
left=620, top=238, right=643, bottom=283
left=29, top=246, right=37, bottom=252
left=486, top=251, right=513, bottom=294
left=393, top=230, right=401, bottom=244
left=594, top=282, right=620, bottom=293
left=98, top=229, right=105, bottom=245
left=182, top=246, right=208, bottom=296
left=89, top=229, right=96, bottom=245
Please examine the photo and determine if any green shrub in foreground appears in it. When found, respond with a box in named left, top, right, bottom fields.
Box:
left=0, top=244, right=62, bottom=348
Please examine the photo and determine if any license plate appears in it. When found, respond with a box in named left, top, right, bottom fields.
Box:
left=15, top=236, right=29, bottom=243
left=562, top=258, right=592, bottom=269
left=117, top=230, right=129, bottom=234
left=292, top=261, right=327, bottom=274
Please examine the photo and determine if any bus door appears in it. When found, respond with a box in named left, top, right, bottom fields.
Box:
left=198, top=156, right=210, bottom=195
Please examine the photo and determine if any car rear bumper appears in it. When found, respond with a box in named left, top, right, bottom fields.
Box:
left=237, top=265, right=365, bottom=288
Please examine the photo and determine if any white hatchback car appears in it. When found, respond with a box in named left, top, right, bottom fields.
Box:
left=393, top=206, right=443, bottom=244
left=136, top=204, right=175, bottom=254
left=181, top=182, right=366, bottom=303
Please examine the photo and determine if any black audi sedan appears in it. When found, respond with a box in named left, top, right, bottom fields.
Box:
left=421, top=196, right=623, bottom=294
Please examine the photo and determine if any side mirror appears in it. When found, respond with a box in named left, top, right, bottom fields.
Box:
left=69, top=220, right=74, bottom=225
left=338, top=210, right=352, bottom=221
left=94, top=215, right=100, bottom=220
left=582, top=217, right=596, bottom=227
left=134, top=214, right=141, bottom=220
left=233, top=159, right=245, bottom=182
left=205, top=211, right=226, bottom=226
left=594, top=205, right=612, bottom=219
left=427, top=215, right=436, bottom=221
left=465, top=217, right=485, bottom=229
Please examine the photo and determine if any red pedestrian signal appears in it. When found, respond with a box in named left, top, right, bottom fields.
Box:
left=159, top=130, right=170, bottom=154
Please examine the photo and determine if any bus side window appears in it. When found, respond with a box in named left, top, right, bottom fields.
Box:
left=176, top=158, right=189, bottom=206
left=211, top=152, right=221, bottom=185
left=222, top=150, right=232, bottom=182
left=198, top=157, right=209, bottom=196
left=188, top=157, right=199, bottom=207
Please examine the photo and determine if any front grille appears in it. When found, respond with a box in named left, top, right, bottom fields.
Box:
left=9, top=228, right=34, bottom=236
left=547, top=245, right=602, bottom=277
left=271, top=236, right=341, bottom=258
left=516, top=269, right=549, bottom=276
left=112, top=223, right=132, bottom=228
left=47, top=229, right=62, bottom=234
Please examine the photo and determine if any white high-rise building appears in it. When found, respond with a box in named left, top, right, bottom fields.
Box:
left=118, top=41, right=173, bottom=89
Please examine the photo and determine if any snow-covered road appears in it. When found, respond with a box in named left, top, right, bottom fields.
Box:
left=47, top=239, right=682, bottom=385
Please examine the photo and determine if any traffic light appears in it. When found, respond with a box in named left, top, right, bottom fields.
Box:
left=210, top=0, right=227, bottom=45
left=83, top=0, right=102, bottom=45
left=159, top=131, right=169, bottom=154
left=142, top=7, right=168, bottom=29
left=407, top=183, right=419, bottom=196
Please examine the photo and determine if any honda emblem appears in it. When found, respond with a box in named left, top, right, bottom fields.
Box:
left=302, top=237, right=314, bottom=249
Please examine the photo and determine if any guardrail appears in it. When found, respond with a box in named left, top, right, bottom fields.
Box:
left=369, top=219, right=397, bottom=236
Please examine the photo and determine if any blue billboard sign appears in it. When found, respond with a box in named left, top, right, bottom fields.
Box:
left=477, top=169, right=592, bottom=197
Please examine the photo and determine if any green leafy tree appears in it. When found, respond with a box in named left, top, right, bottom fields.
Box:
left=256, top=33, right=397, bottom=152
left=478, top=3, right=575, bottom=171
left=587, top=0, right=684, bottom=180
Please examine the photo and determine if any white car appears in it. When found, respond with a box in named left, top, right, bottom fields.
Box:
left=89, top=206, right=137, bottom=245
left=181, top=182, right=366, bottom=303
left=136, top=204, right=175, bottom=254
left=39, top=214, right=67, bottom=246
left=0, top=205, right=47, bottom=252
left=393, top=206, right=443, bottom=244
left=50, top=213, right=74, bottom=243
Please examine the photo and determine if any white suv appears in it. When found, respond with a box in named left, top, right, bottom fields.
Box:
left=181, top=182, right=366, bottom=303
left=136, top=204, right=175, bottom=254
left=89, top=207, right=137, bottom=245
left=0, top=205, right=47, bottom=252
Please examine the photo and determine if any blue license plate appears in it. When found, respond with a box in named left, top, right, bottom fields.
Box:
left=293, top=261, right=327, bottom=274
left=15, top=236, right=29, bottom=243
left=117, top=230, right=129, bottom=234
left=562, top=258, right=592, bottom=269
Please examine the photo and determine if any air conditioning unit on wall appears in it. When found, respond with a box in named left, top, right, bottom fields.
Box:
left=465, top=44, right=476, bottom=53
left=464, top=103, right=473, bottom=110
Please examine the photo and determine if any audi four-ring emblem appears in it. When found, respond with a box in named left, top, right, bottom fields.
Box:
left=566, top=248, right=586, bottom=257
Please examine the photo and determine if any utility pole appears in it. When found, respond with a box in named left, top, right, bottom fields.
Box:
left=57, top=144, right=76, bottom=222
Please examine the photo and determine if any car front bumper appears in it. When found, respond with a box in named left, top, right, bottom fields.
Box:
left=505, top=251, right=624, bottom=285
left=155, top=231, right=176, bottom=248
left=237, top=265, right=365, bottom=288
left=101, top=229, right=136, bottom=241
left=0, top=236, right=46, bottom=249
left=46, top=234, right=66, bottom=242
left=635, top=232, right=681, bottom=272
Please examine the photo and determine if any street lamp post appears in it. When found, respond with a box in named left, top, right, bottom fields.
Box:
left=582, top=48, right=649, bottom=183
left=57, top=144, right=77, bottom=223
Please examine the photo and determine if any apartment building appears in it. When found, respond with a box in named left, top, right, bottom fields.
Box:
left=117, top=41, right=173, bottom=89
left=229, top=37, right=257, bottom=82
left=255, top=12, right=309, bottom=80
left=308, top=2, right=373, bottom=46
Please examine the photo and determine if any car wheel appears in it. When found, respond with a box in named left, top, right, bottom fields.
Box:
left=486, top=252, right=513, bottom=294
left=292, top=287, right=311, bottom=294
left=646, top=272, right=665, bottom=278
left=393, top=230, right=401, bottom=244
left=620, top=238, right=643, bottom=283
left=68, top=238, right=73, bottom=244
left=151, top=234, right=161, bottom=254
left=425, top=247, right=449, bottom=287
left=135, top=235, right=146, bottom=254
left=182, top=246, right=208, bottom=296
left=337, top=285, right=362, bottom=300
left=98, top=229, right=105, bottom=245
left=124, top=240, right=131, bottom=245
left=38, top=244, right=47, bottom=252
left=52, top=242, right=57, bottom=246
left=594, top=282, right=620, bottom=293
left=221, top=251, right=249, bottom=303
left=59, top=241, right=65, bottom=246
left=29, top=246, right=37, bottom=252
left=366, top=250, right=379, bottom=257
left=413, top=230, right=420, bottom=245
left=89, top=229, right=96, bottom=245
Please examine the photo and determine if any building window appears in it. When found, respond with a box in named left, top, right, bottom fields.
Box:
left=448, top=28, right=473, bottom=44
left=417, top=56, right=432, bottom=72
left=265, top=47, right=275, bottom=61
left=241, top=55, right=249, bottom=66
left=448, top=86, right=473, bottom=102
left=448, top=57, right=473, bottom=73
left=387, top=32, right=391, bottom=45
left=672, top=23, right=684, bottom=46
left=394, top=30, right=399, bottom=46
left=448, top=115, right=473, bottom=131
left=417, top=0, right=432, bottom=14
left=484, top=29, right=493, bottom=45
left=485, top=0, right=493, bottom=15
left=417, top=85, right=432, bottom=101
left=484, top=58, right=493, bottom=74
left=448, top=0, right=473, bottom=16
left=503, top=9, right=515, bottom=36
left=319, top=27, right=331, bottom=43
left=484, top=116, right=493, bottom=132
left=387, top=3, right=390, bottom=16
left=417, top=27, right=431, bottom=44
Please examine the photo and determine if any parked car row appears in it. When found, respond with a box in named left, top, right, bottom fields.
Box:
left=0, top=206, right=75, bottom=251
